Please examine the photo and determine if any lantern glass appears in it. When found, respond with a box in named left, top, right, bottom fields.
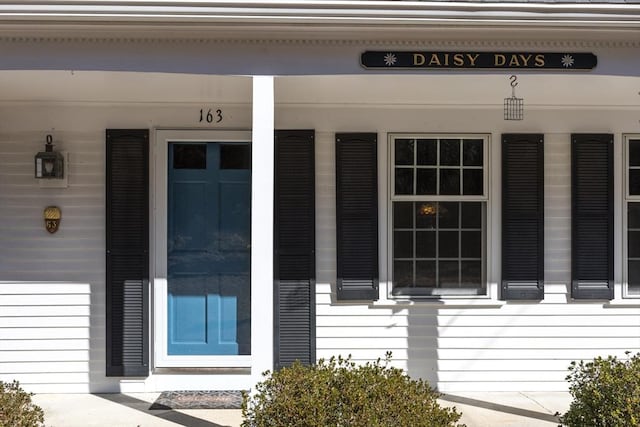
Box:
left=35, top=151, right=64, bottom=179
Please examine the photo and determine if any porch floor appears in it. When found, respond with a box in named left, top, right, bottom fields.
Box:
left=32, top=391, right=571, bottom=426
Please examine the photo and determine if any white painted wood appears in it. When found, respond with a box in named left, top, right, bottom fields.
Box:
left=315, top=326, right=638, bottom=338
left=0, top=317, right=91, bottom=327
left=0, top=328, right=90, bottom=340
left=0, top=340, right=89, bottom=351
left=251, top=75, right=275, bottom=385
left=0, top=283, right=90, bottom=294
left=153, top=129, right=254, bottom=369
left=0, top=351, right=89, bottom=362
left=317, top=314, right=640, bottom=327
left=0, top=295, right=91, bottom=306
left=0, top=362, right=89, bottom=374
left=437, top=382, right=569, bottom=392
left=0, top=306, right=90, bottom=317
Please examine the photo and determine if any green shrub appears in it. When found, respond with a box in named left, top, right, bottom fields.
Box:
left=242, top=353, right=464, bottom=427
left=0, top=380, right=44, bottom=427
left=559, top=352, right=640, bottom=427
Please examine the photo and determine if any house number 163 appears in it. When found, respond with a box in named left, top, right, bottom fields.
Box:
left=199, top=108, right=223, bottom=124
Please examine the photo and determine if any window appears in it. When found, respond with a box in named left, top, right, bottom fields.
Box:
left=626, top=136, right=640, bottom=296
left=390, top=134, right=488, bottom=296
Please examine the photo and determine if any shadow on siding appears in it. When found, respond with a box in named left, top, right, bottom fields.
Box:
left=439, top=394, right=560, bottom=423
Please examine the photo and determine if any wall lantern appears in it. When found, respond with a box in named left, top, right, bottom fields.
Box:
left=35, top=135, right=64, bottom=179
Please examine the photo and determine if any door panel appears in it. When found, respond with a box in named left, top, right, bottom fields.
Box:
left=168, top=142, right=251, bottom=356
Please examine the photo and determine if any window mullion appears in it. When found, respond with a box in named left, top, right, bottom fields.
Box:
left=458, top=201, right=462, bottom=288
left=435, top=201, right=440, bottom=288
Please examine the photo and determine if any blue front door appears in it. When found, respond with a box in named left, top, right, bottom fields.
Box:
left=168, top=142, right=251, bottom=355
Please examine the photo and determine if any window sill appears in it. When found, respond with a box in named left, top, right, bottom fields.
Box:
left=603, top=299, right=640, bottom=308
left=370, top=296, right=504, bottom=308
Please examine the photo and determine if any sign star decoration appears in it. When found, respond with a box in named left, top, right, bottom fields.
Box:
left=383, top=53, right=397, bottom=66
left=561, top=54, right=575, bottom=68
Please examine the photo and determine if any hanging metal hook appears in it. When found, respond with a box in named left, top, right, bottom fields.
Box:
left=509, top=75, right=519, bottom=98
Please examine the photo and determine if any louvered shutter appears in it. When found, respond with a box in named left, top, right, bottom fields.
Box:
left=335, top=133, right=379, bottom=300
left=106, top=129, right=149, bottom=376
left=501, top=134, right=545, bottom=300
left=572, top=134, right=614, bottom=300
left=274, top=130, right=316, bottom=368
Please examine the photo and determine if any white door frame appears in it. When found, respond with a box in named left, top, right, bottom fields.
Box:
left=152, top=129, right=254, bottom=368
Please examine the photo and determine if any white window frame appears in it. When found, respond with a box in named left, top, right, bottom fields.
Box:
left=387, top=133, right=490, bottom=299
left=622, top=134, right=640, bottom=298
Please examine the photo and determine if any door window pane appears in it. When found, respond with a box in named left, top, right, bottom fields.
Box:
left=173, top=144, right=206, bottom=169
left=221, top=144, right=250, bottom=169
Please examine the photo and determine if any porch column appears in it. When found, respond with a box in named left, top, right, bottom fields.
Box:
left=251, top=76, right=275, bottom=382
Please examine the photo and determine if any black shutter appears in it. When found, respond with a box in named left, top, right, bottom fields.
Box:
left=335, top=133, right=379, bottom=300
left=106, top=129, right=149, bottom=376
left=274, top=130, right=316, bottom=368
left=501, top=134, right=545, bottom=300
left=572, top=134, right=614, bottom=300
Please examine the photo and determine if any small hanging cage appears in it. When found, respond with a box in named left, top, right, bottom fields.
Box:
left=504, top=75, right=524, bottom=121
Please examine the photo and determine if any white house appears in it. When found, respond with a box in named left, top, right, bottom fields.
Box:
left=0, top=1, right=639, bottom=394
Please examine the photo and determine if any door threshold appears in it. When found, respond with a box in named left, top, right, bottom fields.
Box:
left=154, top=367, right=251, bottom=375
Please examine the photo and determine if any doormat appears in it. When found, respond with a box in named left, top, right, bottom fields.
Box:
left=150, top=390, right=244, bottom=410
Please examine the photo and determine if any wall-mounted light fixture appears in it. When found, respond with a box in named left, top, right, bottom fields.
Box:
left=35, top=134, right=64, bottom=179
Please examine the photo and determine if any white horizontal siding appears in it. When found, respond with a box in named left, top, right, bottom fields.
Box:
left=305, top=106, right=640, bottom=392
left=0, top=282, right=91, bottom=393
left=1, top=80, right=640, bottom=394
left=0, top=100, right=253, bottom=393
left=0, top=126, right=102, bottom=393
